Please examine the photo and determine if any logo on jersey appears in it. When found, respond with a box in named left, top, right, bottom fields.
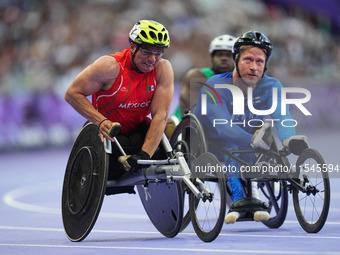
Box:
left=119, top=101, right=151, bottom=109
left=148, top=85, right=155, bottom=92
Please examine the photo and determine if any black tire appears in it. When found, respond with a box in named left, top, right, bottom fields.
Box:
left=293, top=148, right=330, bottom=233
left=189, top=153, right=226, bottom=242
left=62, top=123, right=108, bottom=242
left=170, top=113, right=207, bottom=167
left=179, top=182, right=198, bottom=232
left=169, top=114, right=207, bottom=232
left=258, top=180, right=288, bottom=228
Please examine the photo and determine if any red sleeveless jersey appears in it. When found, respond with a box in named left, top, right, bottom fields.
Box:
left=92, top=49, right=157, bottom=135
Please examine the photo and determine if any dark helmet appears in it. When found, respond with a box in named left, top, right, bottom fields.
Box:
left=232, top=31, right=272, bottom=60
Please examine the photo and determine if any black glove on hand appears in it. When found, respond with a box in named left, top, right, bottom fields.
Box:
left=127, top=150, right=151, bottom=172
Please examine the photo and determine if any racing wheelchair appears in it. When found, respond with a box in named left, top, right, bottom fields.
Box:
left=61, top=122, right=226, bottom=243
left=169, top=113, right=330, bottom=234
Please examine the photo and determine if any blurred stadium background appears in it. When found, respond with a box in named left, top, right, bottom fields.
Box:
left=0, top=0, right=339, bottom=151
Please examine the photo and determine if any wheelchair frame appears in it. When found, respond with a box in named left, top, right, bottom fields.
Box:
left=62, top=122, right=226, bottom=243
left=169, top=113, right=330, bottom=234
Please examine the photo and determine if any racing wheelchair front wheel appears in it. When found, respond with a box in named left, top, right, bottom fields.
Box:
left=189, top=152, right=227, bottom=242
left=169, top=113, right=207, bottom=232
left=293, top=148, right=330, bottom=233
left=62, top=123, right=108, bottom=242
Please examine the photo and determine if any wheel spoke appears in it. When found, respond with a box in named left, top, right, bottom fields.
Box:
left=293, top=148, right=330, bottom=233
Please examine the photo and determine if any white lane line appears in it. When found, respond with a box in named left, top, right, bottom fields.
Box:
left=0, top=243, right=339, bottom=254
left=3, top=183, right=340, bottom=219
left=3, top=183, right=60, bottom=214
left=2, top=183, right=148, bottom=219
left=284, top=220, right=340, bottom=225
left=1, top=226, right=340, bottom=239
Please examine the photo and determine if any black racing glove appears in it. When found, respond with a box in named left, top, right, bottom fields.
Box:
left=126, top=150, right=151, bottom=172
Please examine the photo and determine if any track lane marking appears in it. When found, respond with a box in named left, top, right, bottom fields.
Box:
left=0, top=243, right=339, bottom=254
left=1, top=225, right=340, bottom=239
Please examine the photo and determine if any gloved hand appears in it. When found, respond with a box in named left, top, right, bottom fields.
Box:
left=118, top=150, right=150, bottom=173
left=251, top=123, right=272, bottom=150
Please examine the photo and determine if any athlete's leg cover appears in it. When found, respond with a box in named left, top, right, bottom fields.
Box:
left=229, top=177, right=244, bottom=202
left=225, top=156, right=244, bottom=202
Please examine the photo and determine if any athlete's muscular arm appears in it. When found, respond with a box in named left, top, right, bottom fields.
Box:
left=180, top=68, right=207, bottom=115
left=64, top=55, right=119, bottom=141
left=142, top=59, right=174, bottom=157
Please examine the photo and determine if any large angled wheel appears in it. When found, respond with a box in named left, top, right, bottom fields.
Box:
left=137, top=181, right=183, bottom=238
left=293, top=148, right=330, bottom=233
left=255, top=143, right=289, bottom=229
left=169, top=113, right=207, bottom=232
left=62, top=123, right=108, bottom=242
left=258, top=180, right=288, bottom=229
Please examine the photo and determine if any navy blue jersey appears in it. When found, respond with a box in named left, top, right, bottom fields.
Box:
left=193, top=72, right=295, bottom=153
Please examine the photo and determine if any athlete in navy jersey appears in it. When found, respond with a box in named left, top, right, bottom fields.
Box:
left=193, top=31, right=296, bottom=224
left=194, top=72, right=295, bottom=148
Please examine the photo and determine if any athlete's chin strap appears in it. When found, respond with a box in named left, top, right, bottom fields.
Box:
left=131, top=44, right=143, bottom=74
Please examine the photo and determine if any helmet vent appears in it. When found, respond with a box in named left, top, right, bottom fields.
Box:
left=158, top=33, right=163, bottom=42
left=140, top=30, right=148, bottom=39
left=148, top=25, right=157, bottom=31
left=149, top=31, right=157, bottom=40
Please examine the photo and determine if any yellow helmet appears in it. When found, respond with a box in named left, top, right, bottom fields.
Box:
left=129, top=20, right=170, bottom=48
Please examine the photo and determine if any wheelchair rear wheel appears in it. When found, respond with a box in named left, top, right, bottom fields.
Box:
left=293, top=148, right=330, bottom=233
left=62, top=123, right=108, bottom=242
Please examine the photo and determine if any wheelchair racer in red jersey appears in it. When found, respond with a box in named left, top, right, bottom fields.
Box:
left=65, top=20, right=174, bottom=193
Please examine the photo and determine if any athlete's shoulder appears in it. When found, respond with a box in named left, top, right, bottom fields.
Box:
left=156, top=58, right=173, bottom=76
left=158, top=58, right=172, bottom=68
left=211, top=72, right=233, bottom=79
left=206, top=72, right=233, bottom=86
left=107, top=49, right=130, bottom=71
left=91, top=55, right=120, bottom=78
left=184, top=67, right=207, bottom=80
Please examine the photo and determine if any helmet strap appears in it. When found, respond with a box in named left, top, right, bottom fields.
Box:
left=235, top=55, right=247, bottom=85
left=131, top=44, right=143, bottom=73
left=262, top=63, right=267, bottom=77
